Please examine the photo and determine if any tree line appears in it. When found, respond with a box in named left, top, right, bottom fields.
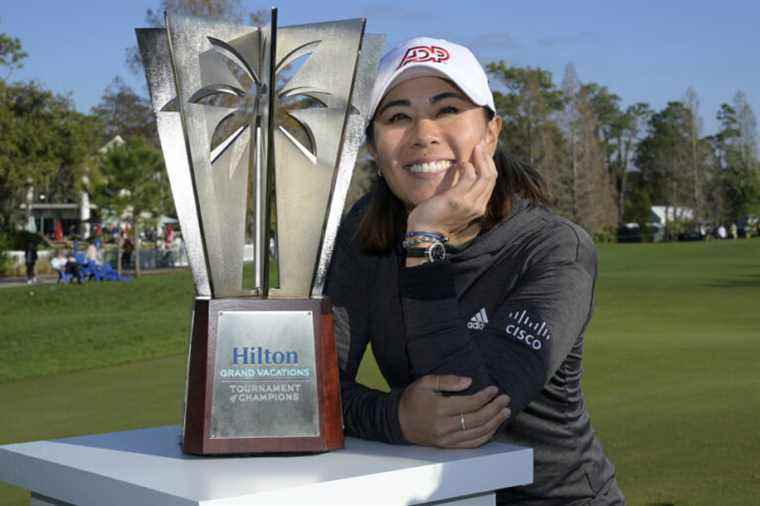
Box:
left=0, top=1, right=261, bottom=249
left=488, top=62, right=760, bottom=240
left=2, top=1, right=759, bottom=247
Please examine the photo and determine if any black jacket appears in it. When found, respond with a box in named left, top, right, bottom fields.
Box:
left=325, top=197, right=624, bottom=504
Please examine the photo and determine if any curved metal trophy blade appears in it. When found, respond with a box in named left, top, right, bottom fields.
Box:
left=257, top=9, right=277, bottom=297
left=270, top=19, right=365, bottom=298
left=311, top=33, right=385, bottom=297
left=165, top=14, right=261, bottom=298
left=136, top=28, right=211, bottom=297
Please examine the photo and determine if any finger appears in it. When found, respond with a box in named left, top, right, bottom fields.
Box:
left=466, top=142, right=494, bottom=182
left=434, top=159, right=484, bottom=214
left=438, top=407, right=509, bottom=447
left=474, top=141, right=498, bottom=179
left=463, top=158, right=495, bottom=205
left=463, top=396, right=511, bottom=429
left=448, top=430, right=495, bottom=449
left=457, top=406, right=509, bottom=442
left=465, top=143, right=497, bottom=202
left=430, top=375, right=472, bottom=393
left=438, top=399, right=509, bottom=442
left=463, top=171, right=493, bottom=215
left=439, top=161, right=488, bottom=221
left=461, top=160, right=481, bottom=189
left=449, top=159, right=478, bottom=196
left=439, top=385, right=499, bottom=416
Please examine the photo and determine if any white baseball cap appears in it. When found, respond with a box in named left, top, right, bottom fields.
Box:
left=367, top=36, right=496, bottom=121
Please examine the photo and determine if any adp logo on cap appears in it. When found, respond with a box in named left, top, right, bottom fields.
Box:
left=397, top=45, right=451, bottom=68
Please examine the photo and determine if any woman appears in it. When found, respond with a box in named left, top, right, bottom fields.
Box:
left=24, top=238, right=38, bottom=285
left=325, top=37, right=624, bottom=504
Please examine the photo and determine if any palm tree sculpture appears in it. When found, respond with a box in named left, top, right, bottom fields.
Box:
left=140, top=15, right=367, bottom=299
left=188, top=35, right=328, bottom=171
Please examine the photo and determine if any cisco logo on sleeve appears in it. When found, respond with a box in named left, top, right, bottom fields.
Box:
left=505, top=310, right=551, bottom=350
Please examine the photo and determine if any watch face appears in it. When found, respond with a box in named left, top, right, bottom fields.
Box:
left=429, top=242, right=446, bottom=262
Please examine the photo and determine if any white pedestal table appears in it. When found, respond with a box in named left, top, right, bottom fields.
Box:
left=0, top=425, right=532, bottom=505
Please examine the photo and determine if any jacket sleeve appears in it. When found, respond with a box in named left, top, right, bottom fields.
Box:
left=324, top=215, right=407, bottom=444
left=400, top=222, right=597, bottom=416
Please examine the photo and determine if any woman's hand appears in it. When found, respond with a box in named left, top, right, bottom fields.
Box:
left=398, top=374, right=511, bottom=448
left=407, top=141, right=497, bottom=245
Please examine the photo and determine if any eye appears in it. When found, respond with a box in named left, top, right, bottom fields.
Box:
left=437, top=105, right=460, bottom=116
left=387, top=112, right=411, bottom=123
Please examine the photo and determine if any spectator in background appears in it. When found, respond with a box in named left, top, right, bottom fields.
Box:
left=65, top=252, right=83, bottom=284
left=718, top=225, right=728, bottom=239
left=85, top=242, right=102, bottom=265
left=122, top=237, right=134, bottom=270
left=165, top=224, right=175, bottom=249
left=730, top=223, right=738, bottom=240
left=48, top=249, right=85, bottom=284
left=24, top=238, right=38, bottom=284
left=50, top=250, right=67, bottom=283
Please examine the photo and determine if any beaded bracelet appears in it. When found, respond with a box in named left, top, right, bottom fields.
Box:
left=404, top=231, right=448, bottom=243
left=401, top=231, right=448, bottom=250
left=401, top=236, right=432, bottom=249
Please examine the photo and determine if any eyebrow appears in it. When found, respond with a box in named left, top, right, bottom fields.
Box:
left=430, top=91, right=468, bottom=103
left=376, top=99, right=410, bottom=117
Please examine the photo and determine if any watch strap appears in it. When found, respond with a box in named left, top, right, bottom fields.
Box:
left=405, top=241, right=447, bottom=263
left=405, top=247, right=430, bottom=258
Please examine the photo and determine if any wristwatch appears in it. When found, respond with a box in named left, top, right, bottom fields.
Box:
left=405, top=240, right=447, bottom=263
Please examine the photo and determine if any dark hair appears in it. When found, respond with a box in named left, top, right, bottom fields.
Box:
left=357, top=108, right=550, bottom=254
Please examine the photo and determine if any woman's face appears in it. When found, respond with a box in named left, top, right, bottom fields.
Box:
left=369, top=76, right=501, bottom=208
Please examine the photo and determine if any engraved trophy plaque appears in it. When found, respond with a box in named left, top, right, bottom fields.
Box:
left=136, top=9, right=383, bottom=454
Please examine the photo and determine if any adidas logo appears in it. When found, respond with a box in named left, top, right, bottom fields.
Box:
left=467, top=308, right=489, bottom=330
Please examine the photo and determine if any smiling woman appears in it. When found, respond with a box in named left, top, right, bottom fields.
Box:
left=369, top=77, right=499, bottom=210
left=358, top=93, right=547, bottom=254
left=325, top=37, right=625, bottom=504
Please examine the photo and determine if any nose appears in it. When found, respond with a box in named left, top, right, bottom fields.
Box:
left=409, top=117, right=440, bottom=149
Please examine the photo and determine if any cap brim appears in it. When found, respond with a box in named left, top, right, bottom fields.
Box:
left=370, top=62, right=493, bottom=121
left=385, top=65, right=452, bottom=95
left=370, top=65, right=461, bottom=120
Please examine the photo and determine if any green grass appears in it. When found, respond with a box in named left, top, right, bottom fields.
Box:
left=0, top=271, right=194, bottom=383
left=0, top=355, right=187, bottom=506
left=1, top=240, right=759, bottom=505
left=583, top=240, right=760, bottom=505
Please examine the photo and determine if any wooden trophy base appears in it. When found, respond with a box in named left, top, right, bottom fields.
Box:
left=181, top=297, right=344, bottom=455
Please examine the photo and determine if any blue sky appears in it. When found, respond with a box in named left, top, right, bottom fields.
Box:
left=3, top=1, right=759, bottom=135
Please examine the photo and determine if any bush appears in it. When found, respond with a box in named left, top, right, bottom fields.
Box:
left=592, top=227, right=617, bottom=244
left=640, top=223, right=661, bottom=242
left=0, top=231, right=49, bottom=276
left=0, top=234, right=11, bottom=276
left=3, top=230, right=43, bottom=250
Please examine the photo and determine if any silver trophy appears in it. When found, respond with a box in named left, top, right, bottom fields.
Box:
left=136, top=9, right=383, bottom=455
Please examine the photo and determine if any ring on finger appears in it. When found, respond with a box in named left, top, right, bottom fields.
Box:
left=460, top=413, right=467, bottom=431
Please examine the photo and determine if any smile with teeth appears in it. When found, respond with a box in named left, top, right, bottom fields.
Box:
left=406, top=160, right=453, bottom=174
